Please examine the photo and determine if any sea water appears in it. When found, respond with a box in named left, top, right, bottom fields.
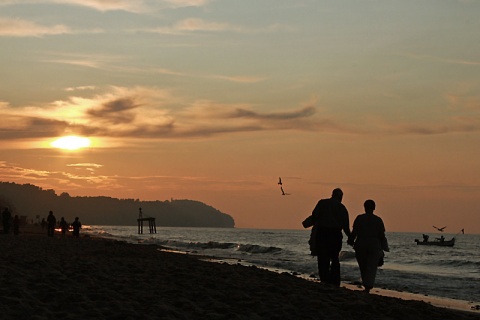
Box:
left=83, top=226, right=480, bottom=302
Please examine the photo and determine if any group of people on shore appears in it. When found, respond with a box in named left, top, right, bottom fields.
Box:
left=2, top=207, right=82, bottom=238
left=303, top=188, right=388, bottom=293
left=2, top=207, right=21, bottom=235
left=40, top=211, right=82, bottom=238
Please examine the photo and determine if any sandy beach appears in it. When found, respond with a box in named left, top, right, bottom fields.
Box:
left=1, top=227, right=479, bottom=320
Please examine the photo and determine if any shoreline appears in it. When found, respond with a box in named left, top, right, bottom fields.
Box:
left=1, top=227, right=479, bottom=319
left=342, top=283, right=479, bottom=314
left=201, top=255, right=480, bottom=315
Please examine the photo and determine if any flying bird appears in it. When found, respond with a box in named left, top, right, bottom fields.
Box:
left=280, top=186, right=290, bottom=196
left=433, top=226, right=447, bottom=232
left=277, top=177, right=290, bottom=195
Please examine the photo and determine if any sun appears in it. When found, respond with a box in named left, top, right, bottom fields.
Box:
left=51, top=136, right=91, bottom=150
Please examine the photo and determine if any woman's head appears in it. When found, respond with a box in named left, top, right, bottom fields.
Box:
left=364, top=199, right=375, bottom=211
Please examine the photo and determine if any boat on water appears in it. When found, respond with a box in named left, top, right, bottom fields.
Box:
left=414, top=236, right=455, bottom=247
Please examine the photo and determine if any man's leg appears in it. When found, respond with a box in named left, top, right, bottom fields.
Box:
left=317, top=249, right=330, bottom=283
left=329, top=254, right=341, bottom=286
left=328, top=232, right=343, bottom=286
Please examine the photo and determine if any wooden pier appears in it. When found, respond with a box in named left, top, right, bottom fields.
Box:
left=137, top=217, right=157, bottom=234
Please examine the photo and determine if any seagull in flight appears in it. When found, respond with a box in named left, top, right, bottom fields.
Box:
left=280, top=186, right=290, bottom=196
left=433, top=225, right=447, bottom=232
left=278, top=177, right=290, bottom=195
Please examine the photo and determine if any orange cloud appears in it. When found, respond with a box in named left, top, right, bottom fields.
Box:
left=0, top=18, right=70, bottom=37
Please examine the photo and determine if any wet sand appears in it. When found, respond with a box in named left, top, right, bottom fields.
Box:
left=1, top=227, right=479, bottom=320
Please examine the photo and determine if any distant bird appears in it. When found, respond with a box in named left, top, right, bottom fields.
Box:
left=280, top=186, right=290, bottom=196
left=433, top=225, right=447, bottom=232
left=278, top=177, right=290, bottom=195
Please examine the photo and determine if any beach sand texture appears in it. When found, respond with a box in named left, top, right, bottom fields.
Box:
left=1, top=228, right=479, bottom=320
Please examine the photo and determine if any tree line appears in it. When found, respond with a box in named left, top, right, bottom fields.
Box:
left=0, top=182, right=235, bottom=228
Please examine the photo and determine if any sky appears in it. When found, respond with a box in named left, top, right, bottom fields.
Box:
left=1, top=0, right=479, bottom=234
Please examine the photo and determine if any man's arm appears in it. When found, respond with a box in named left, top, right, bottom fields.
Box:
left=302, top=215, right=314, bottom=228
left=342, top=207, right=351, bottom=238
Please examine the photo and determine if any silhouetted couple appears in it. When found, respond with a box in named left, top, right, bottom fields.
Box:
left=304, top=188, right=387, bottom=293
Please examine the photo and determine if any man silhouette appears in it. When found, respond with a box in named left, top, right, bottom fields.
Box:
left=310, top=188, right=351, bottom=286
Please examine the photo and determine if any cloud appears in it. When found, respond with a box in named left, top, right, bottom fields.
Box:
left=0, top=161, right=51, bottom=179
left=63, top=0, right=211, bottom=11
left=211, top=75, right=266, bottom=84
left=0, top=115, right=70, bottom=139
left=156, top=68, right=186, bottom=76
left=445, top=85, right=480, bottom=112
left=137, top=18, right=278, bottom=35
left=229, top=106, right=316, bottom=120
left=67, top=163, right=103, bottom=168
left=3, top=85, right=480, bottom=146
left=163, top=0, right=211, bottom=8
left=0, top=161, right=121, bottom=192
left=87, top=97, right=140, bottom=124
left=174, top=18, right=229, bottom=32
left=0, top=0, right=211, bottom=12
left=141, top=18, right=231, bottom=35
left=56, top=0, right=147, bottom=12
left=401, top=52, right=480, bottom=66
left=65, top=86, right=96, bottom=92
left=43, top=58, right=102, bottom=68
left=0, top=160, right=256, bottom=201
left=0, top=86, right=326, bottom=142
left=0, top=0, right=148, bottom=13
left=66, top=163, right=103, bottom=173
left=0, top=17, right=71, bottom=37
left=42, top=52, right=124, bottom=69
left=153, top=67, right=266, bottom=84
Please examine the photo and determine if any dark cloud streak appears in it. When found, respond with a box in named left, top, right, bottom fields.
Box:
left=87, top=98, right=140, bottom=124
left=230, top=105, right=316, bottom=120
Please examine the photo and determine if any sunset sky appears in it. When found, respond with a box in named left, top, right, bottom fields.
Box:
left=1, top=0, right=479, bottom=233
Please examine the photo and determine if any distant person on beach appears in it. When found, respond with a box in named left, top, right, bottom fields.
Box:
left=2, top=207, right=11, bottom=234
left=47, top=211, right=56, bottom=237
left=59, top=217, right=68, bottom=237
left=41, top=218, right=46, bottom=230
left=71, top=217, right=81, bottom=238
left=13, top=215, right=20, bottom=235
left=348, top=199, right=388, bottom=293
left=306, top=188, right=351, bottom=286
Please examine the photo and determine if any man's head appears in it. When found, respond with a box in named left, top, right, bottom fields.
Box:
left=331, top=188, right=343, bottom=202
left=364, top=199, right=376, bottom=212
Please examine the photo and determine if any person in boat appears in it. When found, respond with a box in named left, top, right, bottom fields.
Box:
left=436, top=235, right=445, bottom=242
left=422, top=234, right=429, bottom=242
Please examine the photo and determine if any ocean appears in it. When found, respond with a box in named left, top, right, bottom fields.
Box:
left=83, top=226, right=480, bottom=303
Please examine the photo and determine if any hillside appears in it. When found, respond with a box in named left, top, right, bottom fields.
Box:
left=0, top=182, right=235, bottom=228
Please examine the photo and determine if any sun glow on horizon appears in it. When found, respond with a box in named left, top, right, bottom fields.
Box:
left=51, top=136, right=91, bottom=150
